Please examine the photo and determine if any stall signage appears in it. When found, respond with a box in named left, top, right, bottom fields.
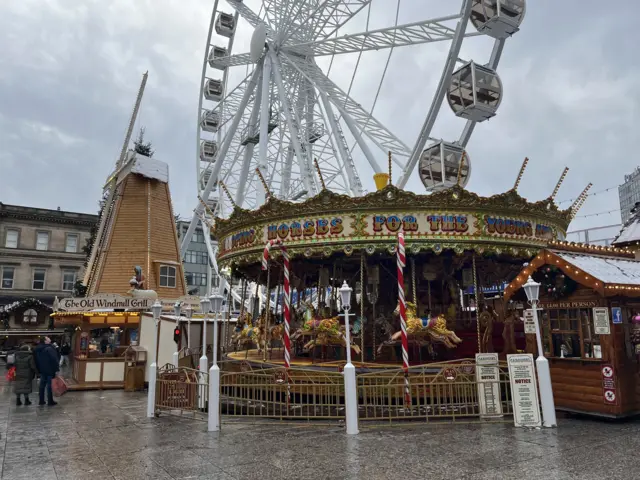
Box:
left=612, top=307, right=622, bottom=325
left=540, top=300, right=599, bottom=309
left=267, top=217, right=344, bottom=241
left=593, top=307, right=610, bottom=335
left=475, top=353, right=502, bottom=416
left=507, top=354, right=542, bottom=428
left=601, top=364, right=618, bottom=405
left=56, top=294, right=153, bottom=312
left=523, top=309, right=537, bottom=334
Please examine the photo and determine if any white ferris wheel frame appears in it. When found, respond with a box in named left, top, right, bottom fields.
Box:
left=181, top=0, right=513, bottom=285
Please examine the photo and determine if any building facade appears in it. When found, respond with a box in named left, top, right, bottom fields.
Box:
left=177, top=220, right=216, bottom=296
left=619, top=167, right=640, bottom=224
left=0, top=203, right=98, bottom=309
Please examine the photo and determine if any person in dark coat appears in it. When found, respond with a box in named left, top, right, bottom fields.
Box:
left=33, top=337, right=59, bottom=406
left=13, top=345, right=36, bottom=406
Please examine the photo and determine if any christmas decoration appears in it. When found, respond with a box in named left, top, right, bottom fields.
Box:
left=2, top=298, right=52, bottom=314
left=539, top=266, right=576, bottom=299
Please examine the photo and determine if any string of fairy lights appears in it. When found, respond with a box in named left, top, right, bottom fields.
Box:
left=557, top=184, right=621, bottom=219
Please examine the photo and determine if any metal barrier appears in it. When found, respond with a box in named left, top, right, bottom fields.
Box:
left=358, top=360, right=513, bottom=422
left=220, top=362, right=345, bottom=420
left=155, top=365, right=209, bottom=419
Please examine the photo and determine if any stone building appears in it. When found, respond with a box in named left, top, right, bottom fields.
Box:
left=0, top=203, right=98, bottom=324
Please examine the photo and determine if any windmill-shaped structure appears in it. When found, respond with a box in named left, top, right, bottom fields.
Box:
left=83, top=72, right=187, bottom=298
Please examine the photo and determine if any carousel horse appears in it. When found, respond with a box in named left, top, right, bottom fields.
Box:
left=232, top=311, right=264, bottom=352
left=379, top=302, right=462, bottom=353
left=292, top=300, right=361, bottom=354
left=478, top=307, right=498, bottom=353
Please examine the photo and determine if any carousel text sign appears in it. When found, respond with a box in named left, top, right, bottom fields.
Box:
left=57, top=295, right=153, bottom=312
left=475, top=353, right=503, bottom=417
left=507, top=354, right=542, bottom=428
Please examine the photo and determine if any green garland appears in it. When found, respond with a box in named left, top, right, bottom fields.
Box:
left=3, top=297, right=52, bottom=313
left=540, top=266, right=577, bottom=299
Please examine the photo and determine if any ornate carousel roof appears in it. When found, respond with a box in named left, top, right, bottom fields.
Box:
left=213, top=183, right=574, bottom=268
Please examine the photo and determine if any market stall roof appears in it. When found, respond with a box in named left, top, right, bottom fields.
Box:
left=504, top=241, right=640, bottom=300
left=613, top=205, right=640, bottom=248
left=51, top=311, right=141, bottom=326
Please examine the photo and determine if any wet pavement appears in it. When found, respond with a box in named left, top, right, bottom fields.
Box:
left=0, top=377, right=639, bottom=479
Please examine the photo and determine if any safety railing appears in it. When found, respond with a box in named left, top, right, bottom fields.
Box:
left=357, top=360, right=513, bottom=422
left=155, top=365, right=209, bottom=419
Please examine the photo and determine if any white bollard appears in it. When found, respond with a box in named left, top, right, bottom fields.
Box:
left=172, top=351, right=179, bottom=368
left=147, top=362, right=157, bottom=418
left=208, top=364, right=221, bottom=432
left=343, top=362, right=359, bottom=435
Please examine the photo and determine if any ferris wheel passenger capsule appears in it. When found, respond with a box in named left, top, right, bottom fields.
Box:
left=204, top=78, right=225, bottom=102
left=418, top=141, right=470, bottom=193
left=200, top=110, right=220, bottom=133
left=200, top=140, right=218, bottom=162
left=208, top=46, right=229, bottom=70
left=447, top=62, right=502, bottom=122
left=470, top=0, right=526, bottom=39
left=215, top=12, right=236, bottom=38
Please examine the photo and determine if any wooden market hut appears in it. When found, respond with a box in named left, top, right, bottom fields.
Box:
left=52, top=152, right=188, bottom=390
left=504, top=239, right=640, bottom=418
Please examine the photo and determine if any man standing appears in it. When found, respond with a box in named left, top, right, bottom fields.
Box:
left=34, top=337, right=59, bottom=406
left=59, top=342, right=71, bottom=367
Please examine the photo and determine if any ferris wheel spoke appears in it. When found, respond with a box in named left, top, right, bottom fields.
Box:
left=226, top=0, right=275, bottom=38
left=281, top=52, right=410, bottom=163
left=208, top=70, right=255, bottom=131
left=209, top=52, right=254, bottom=70
left=285, top=14, right=476, bottom=57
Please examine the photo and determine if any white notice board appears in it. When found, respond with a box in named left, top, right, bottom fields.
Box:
left=593, top=307, right=610, bottom=335
left=507, top=354, right=542, bottom=428
left=476, top=353, right=502, bottom=417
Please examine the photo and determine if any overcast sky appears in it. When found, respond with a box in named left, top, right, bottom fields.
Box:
left=1, top=0, right=638, bottom=239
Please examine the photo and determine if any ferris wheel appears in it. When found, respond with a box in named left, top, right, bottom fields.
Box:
left=181, top=0, right=526, bottom=264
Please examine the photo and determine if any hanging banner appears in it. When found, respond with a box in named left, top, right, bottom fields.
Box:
left=593, top=307, right=610, bottom=335
left=475, top=353, right=503, bottom=417
left=507, top=354, right=542, bottom=428
left=523, top=309, right=537, bottom=334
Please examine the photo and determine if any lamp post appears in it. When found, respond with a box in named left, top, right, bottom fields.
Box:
left=186, top=304, right=193, bottom=350
left=147, top=299, right=163, bottom=418
left=172, top=301, right=181, bottom=367
left=208, top=289, right=225, bottom=432
left=523, top=276, right=557, bottom=428
left=339, top=281, right=359, bottom=435
left=199, top=297, right=211, bottom=375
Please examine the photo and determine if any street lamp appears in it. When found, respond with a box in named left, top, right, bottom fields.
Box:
left=339, top=280, right=359, bottom=435
left=199, top=297, right=211, bottom=374
left=147, top=299, right=163, bottom=418
left=208, top=288, right=225, bottom=432
left=185, top=304, right=193, bottom=350
left=172, top=301, right=181, bottom=367
left=523, top=276, right=557, bottom=428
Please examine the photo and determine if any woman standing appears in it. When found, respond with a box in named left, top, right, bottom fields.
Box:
left=14, top=345, right=36, bottom=406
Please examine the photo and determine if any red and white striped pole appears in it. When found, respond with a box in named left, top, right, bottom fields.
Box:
left=397, top=232, right=411, bottom=406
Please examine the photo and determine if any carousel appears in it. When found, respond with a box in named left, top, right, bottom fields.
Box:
left=213, top=157, right=584, bottom=373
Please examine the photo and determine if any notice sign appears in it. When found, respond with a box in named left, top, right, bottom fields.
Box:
left=593, top=307, right=610, bottom=335
left=601, top=364, right=618, bottom=405
left=475, top=353, right=502, bottom=417
left=523, top=309, right=537, bottom=334
left=507, top=354, right=542, bottom=428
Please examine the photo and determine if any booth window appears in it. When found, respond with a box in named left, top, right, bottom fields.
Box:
left=159, top=265, right=176, bottom=288
left=1, top=267, right=14, bottom=289
left=62, top=270, right=77, bottom=291
left=23, top=309, right=37, bottom=324
left=540, top=308, right=601, bottom=359
left=4, top=229, right=19, bottom=248
left=32, top=268, right=46, bottom=290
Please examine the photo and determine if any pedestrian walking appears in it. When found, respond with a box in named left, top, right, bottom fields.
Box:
left=59, top=343, right=71, bottom=367
left=13, top=345, right=36, bottom=406
left=33, top=337, right=59, bottom=406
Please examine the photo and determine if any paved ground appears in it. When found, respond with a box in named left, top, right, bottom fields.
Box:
left=0, top=378, right=639, bottom=480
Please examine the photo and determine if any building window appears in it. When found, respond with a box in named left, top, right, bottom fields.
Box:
left=185, top=250, right=208, bottom=264
left=36, top=232, right=49, bottom=251
left=540, top=308, right=601, bottom=359
left=159, top=265, right=177, bottom=288
left=32, top=268, right=46, bottom=290
left=62, top=270, right=77, bottom=291
left=65, top=234, right=79, bottom=253
left=186, top=272, right=207, bottom=286
left=23, top=309, right=38, bottom=324
left=1, top=267, right=14, bottom=289
left=193, top=230, right=205, bottom=243
left=4, top=229, right=19, bottom=248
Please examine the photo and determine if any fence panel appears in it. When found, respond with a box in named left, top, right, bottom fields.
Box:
left=155, top=365, right=208, bottom=419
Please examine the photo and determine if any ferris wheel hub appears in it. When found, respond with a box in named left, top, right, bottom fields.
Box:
left=250, top=24, right=268, bottom=62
